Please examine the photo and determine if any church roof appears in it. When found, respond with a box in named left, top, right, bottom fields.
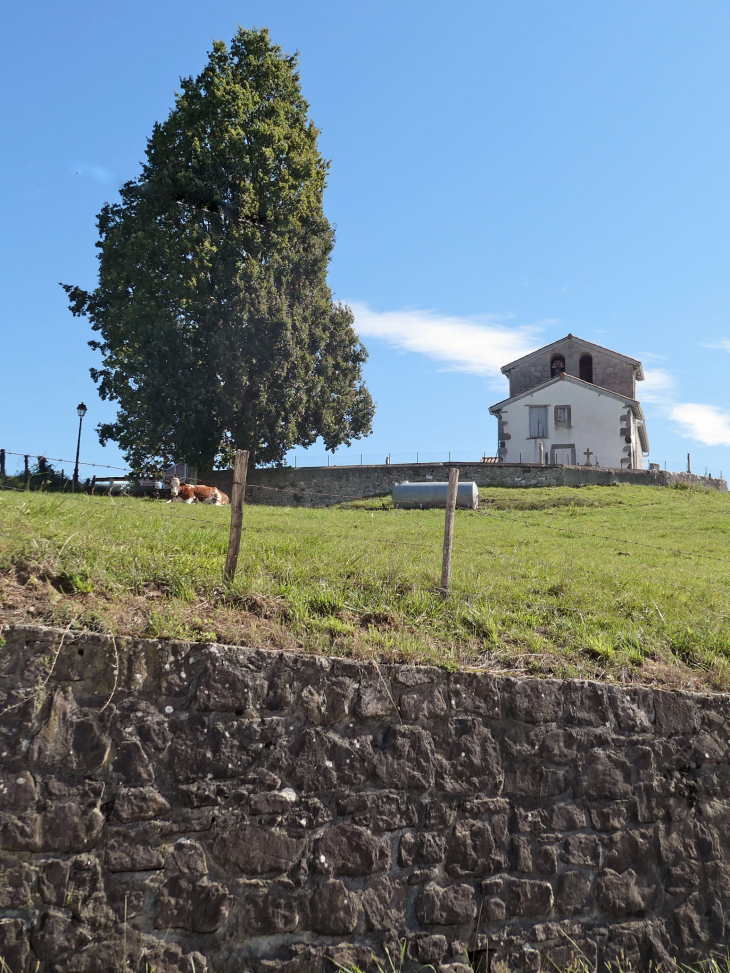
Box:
left=500, top=334, right=645, bottom=381
left=488, top=372, right=646, bottom=422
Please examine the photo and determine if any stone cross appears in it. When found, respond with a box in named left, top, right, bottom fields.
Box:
left=583, top=448, right=594, bottom=466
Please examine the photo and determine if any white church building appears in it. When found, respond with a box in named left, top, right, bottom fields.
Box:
left=489, top=335, right=650, bottom=469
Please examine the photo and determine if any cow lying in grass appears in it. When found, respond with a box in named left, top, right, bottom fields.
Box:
left=168, top=477, right=229, bottom=505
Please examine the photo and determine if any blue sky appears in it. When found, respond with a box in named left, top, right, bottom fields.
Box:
left=3, top=0, right=730, bottom=476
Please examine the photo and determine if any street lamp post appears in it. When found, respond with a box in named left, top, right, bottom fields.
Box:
left=72, top=403, right=87, bottom=492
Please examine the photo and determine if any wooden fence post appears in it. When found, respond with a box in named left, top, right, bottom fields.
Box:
left=0, top=449, right=5, bottom=477
left=440, top=467, right=459, bottom=600
left=224, top=450, right=249, bottom=582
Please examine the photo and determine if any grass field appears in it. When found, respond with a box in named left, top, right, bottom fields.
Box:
left=2, top=482, right=730, bottom=690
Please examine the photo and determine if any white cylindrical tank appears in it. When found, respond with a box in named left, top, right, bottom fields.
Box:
left=106, top=480, right=130, bottom=495
left=392, top=481, right=479, bottom=509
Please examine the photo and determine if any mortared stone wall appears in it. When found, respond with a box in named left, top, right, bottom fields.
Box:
left=1, top=624, right=729, bottom=972
left=199, top=463, right=726, bottom=508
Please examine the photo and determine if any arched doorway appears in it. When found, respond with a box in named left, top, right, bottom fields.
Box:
left=579, top=354, right=593, bottom=383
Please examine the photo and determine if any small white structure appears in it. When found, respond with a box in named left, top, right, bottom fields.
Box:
left=489, top=335, right=650, bottom=469
left=393, top=481, right=479, bottom=509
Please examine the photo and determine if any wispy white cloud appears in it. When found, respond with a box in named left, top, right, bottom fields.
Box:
left=640, top=368, right=677, bottom=405
left=662, top=342, right=730, bottom=447
left=351, top=302, right=552, bottom=384
left=351, top=304, right=730, bottom=450
left=669, top=403, right=730, bottom=447
left=643, top=365, right=730, bottom=448
left=702, top=338, right=730, bottom=353
left=641, top=371, right=730, bottom=448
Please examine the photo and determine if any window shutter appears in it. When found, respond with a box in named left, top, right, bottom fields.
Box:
left=529, top=406, right=548, bottom=438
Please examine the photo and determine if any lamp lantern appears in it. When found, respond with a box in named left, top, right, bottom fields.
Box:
left=72, top=403, right=88, bottom=491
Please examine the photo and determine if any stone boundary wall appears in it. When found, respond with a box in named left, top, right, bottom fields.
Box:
left=198, top=464, right=726, bottom=507
left=1, top=624, right=730, bottom=972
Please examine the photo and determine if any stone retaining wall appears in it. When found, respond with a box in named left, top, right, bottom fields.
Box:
left=199, top=464, right=726, bottom=507
left=1, top=624, right=729, bottom=972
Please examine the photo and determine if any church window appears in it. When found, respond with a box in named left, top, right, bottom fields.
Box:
left=579, top=354, right=593, bottom=383
left=550, top=355, right=566, bottom=377
left=554, top=405, right=571, bottom=426
left=529, top=406, right=548, bottom=438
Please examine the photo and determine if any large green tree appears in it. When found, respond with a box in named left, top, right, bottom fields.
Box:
left=63, top=28, right=374, bottom=471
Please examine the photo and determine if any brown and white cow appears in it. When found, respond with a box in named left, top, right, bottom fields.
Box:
left=169, top=477, right=229, bottom=505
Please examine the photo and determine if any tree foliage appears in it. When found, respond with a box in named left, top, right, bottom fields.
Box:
left=63, top=28, right=374, bottom=471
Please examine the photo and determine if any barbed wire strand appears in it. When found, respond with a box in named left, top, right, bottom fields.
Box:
left=20, top=479, right=730, bottom=569
left=5, top=486, right=730, bottom=629
left=2, top=451, right=130, bottom=472
left=26, top=490, right=730, bottom=599
left=4, top=477, right=730, bottom=567
left=145, top=504, right=730, bottom=606
left=161, top=501, right=730, bottom=566
left=109, top=513, right=730, bottom=605
left=2, top=451, right=725, bottom=506
left=0, top=451, right=502, bottom=478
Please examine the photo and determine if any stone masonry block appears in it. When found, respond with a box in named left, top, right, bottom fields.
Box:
left=3, top=623, right=730, bottom=972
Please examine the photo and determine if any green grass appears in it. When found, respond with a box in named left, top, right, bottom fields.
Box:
left=2, top=482, right=730, bottom=689
left=331, top=935, right=730, bottom=973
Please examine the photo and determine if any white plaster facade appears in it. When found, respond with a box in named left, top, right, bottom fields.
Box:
left=489, top=372, right=649, bottom=469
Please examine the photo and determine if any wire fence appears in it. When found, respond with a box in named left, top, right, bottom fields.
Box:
left=3, top=443, right=725, bottom=483
left=285, top=451, right=498, bottom=468
left=137, top=491, right=730, bottom=641
left=0, top=447, right=501, bottom=477
left=3, top=445, right=730, bottom=637
left=6, top=475, right=728, bottom=588
left=5, top=471, right=730, bottom=681
left=285, top=450, right=727, bottom=479
left=0, top=449, right=130, bottom=475
left=3, top=459, right=729, bottom=566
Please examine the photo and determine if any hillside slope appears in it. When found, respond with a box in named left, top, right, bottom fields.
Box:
left=1, top=484, right=729, bottom=691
